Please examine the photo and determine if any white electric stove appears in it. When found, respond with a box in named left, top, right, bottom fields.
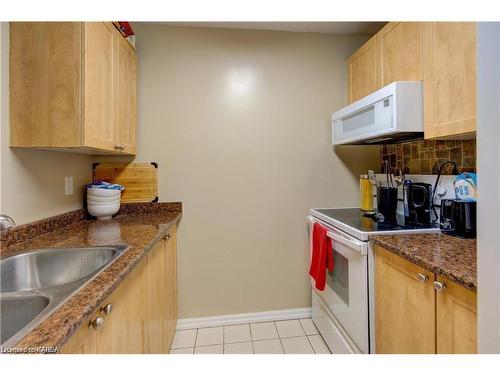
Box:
left=308, top=207, right=440, bottom=354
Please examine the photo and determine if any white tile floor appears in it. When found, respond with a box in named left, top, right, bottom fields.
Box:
left=170, top=318, right=330, bottom=354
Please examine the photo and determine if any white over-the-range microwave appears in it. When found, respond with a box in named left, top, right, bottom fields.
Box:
left=332, top=81, right=424, bottom=145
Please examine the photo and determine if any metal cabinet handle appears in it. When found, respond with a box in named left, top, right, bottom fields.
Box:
left=90, top=316, right=104, bottom=330
left=416, top=273, right=428, bottom=283
left=433, top=281, right=447, bottom=292
left=101, top=303, right=113, bottom=315
left=165, top=232, right=172, bottom=239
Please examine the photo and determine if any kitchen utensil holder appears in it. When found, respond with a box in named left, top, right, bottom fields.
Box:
left=377, top=186, right=398, bottom=219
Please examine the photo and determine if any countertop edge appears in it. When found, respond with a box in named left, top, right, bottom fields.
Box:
left=370, top=235, right=477, bottom=292
left=6, top=208, right=182, bottom=351
left=55, top=212, right=183, bottom=349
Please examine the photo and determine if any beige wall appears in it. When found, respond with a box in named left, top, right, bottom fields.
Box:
left=0, top=23, right=92, bottom=225
left=98, top=24, right=380, bottom=318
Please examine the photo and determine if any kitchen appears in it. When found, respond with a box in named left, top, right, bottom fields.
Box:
left=0, top=1, right=499, bottom=370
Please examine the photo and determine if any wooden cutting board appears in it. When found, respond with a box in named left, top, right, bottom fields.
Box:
left=93, top=162, right=158, bottom=203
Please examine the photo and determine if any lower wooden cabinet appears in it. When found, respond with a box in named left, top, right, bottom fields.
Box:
left=374, top=245, right=477, bottom=354
left=146, top=227, right=177, bottom=353
left=436, top=274, right=477, bottom=354
left=375, top=246, right=435, bottom=354
left=165, top=227, right=178, bottom=349
left=61, top=227, right=177, bottom=354
left=59, top=311, right=99, bottom=354
left=96, top=258, right=148, bottom=353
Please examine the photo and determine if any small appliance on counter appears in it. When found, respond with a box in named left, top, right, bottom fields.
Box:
left=439, top=172, right=477, bottom=238
left=372, top=162, right=399, bottom=220
left=440, top=199, right=476, bottom=238
left=377, top=186, right=398, bottom=219
left=403, top=182, right=433, bottom=226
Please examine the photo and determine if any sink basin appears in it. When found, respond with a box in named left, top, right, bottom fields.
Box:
left=0, top=295, right=50, bottom=345
left=0, top=245, right=126, bottom=346
left=1, top=247, right=119, bottom=293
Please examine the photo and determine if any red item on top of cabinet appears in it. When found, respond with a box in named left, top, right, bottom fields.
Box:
left=113, top=22, right=135, bottom=37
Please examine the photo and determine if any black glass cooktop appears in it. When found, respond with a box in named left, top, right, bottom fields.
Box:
left=314, top=208, right=438, bottom=233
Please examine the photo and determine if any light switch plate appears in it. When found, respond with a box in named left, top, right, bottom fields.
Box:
left=65, top=176, right=73, bottom=196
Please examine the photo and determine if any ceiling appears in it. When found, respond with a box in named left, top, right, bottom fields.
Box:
left=160, top=22, right=387, bottom=36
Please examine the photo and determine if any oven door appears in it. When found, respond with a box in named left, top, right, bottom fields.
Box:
left=308, top=217, right=369, bottom=353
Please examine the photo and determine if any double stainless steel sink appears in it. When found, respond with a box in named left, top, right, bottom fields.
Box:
left=0, top=246, right=126, bottom=348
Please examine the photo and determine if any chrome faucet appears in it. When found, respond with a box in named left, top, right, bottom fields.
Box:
left=0, top=214, right=16, bottom=231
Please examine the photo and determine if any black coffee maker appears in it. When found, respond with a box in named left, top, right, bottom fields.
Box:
left=440, top=199, right=476, bottom=238
left=403, top=182, right=433, bottom=225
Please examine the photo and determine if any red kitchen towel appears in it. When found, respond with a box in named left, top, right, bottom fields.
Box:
left=309, top=223, right=334, bottom=291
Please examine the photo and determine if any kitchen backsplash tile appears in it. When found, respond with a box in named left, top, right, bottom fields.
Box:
left=380, top=140, right=476, bottom=175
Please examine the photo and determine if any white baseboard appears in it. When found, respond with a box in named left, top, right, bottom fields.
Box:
left=176, top=307, right=312, bottom=330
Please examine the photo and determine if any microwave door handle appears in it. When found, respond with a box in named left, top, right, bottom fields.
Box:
left=326, top=231, right=367, bottom=255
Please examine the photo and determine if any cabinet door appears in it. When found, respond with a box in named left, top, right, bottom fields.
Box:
left=83, top=22, right=116, bottom=151
left=115, top=34, right=137, bottom=155
left=96, top=257, right=148, bottom=353
left=10, top=22, right=82, bottom=148
left=423, top=22, right=476, bottom=139
left=374, top=246, right=435, bottom=353
left=347, top=36, right=378, bottom=103
left=165, top=228, right=178, bottom=350
left=60, top=313, right=98, bottom=354
left=436, top=276, right=477, bottom=354
left=145, top=229, right=177, bottom=353
left=146, top=239, right=168, bottom=353
left=377, top=22, right=423, bottom=86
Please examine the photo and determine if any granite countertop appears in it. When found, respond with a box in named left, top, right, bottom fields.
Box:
left=370, top=233, right=476, bottom=291
left=0, top=202, right=182, bottom=351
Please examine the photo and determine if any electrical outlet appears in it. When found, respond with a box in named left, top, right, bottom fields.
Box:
left=65, top=176, right=73, bottom=196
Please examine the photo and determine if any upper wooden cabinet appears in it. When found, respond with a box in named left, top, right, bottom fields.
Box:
left=422, top=22, right=477, bottom=139
left=10, top=22, right=136, bottom=155
left=83, top=22, right=116, bottom=152
left=346, top=22, right=477, bottom=139
left=374, top=245, right=477, bottom=354
left=115, top=33, right=137, bottom=155
left=376, top=22, right=423, bottom=87
left=10, top=23, right=82, bottom=148
left=347, top=35, right=378, bottom=103
left=346, top=22, right=423, bottom=104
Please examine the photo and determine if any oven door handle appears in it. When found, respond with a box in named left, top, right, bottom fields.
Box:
left=307, top=215, right=367, bottom=255
left=326, top=231, right=367, bottom=255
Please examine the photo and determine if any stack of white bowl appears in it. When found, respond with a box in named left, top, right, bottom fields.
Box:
left=87, top=187, right=121, bottom=220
